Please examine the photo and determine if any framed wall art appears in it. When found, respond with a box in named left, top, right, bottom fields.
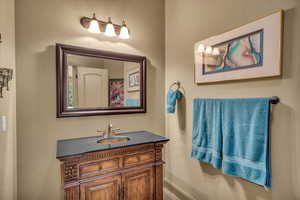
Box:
left=127, top=68, right=140, bottom=92
left=194, top=10, right=283, bottom=84
left=109, top=79, right=124, bottom=107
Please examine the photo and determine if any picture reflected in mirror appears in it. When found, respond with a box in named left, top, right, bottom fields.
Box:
left=66, top=54, right=141, bottom=109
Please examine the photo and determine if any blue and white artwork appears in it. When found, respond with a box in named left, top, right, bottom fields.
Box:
left=195, top=11, right=283, bottom=84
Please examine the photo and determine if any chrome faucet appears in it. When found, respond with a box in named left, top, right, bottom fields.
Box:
left=107, top=123, right=121, bottom=137
left=97, top=123, right=121, bottom=137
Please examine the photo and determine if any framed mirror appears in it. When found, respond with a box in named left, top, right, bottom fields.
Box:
left=56, top=44, right=146, bottom=117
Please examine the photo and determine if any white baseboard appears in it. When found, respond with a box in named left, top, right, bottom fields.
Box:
left=164, top=178, right=198, bottom=200
left=164, top=187, right=181, bottom=200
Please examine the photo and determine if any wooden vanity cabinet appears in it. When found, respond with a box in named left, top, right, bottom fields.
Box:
left=123, top=167, right=154, bottom=200
left=58, top=142, right=166, bottom=200
left=80, top=175, right=121, bottom=200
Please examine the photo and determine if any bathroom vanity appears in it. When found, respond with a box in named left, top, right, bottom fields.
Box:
left=56, top=131, right=169, bottom=200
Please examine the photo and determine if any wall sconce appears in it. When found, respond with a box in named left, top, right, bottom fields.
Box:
left=0, top=34, right=13, bottom=98
left=80, top=13, right=130, bottom=39
left=0, top=68, right=13, bottom=98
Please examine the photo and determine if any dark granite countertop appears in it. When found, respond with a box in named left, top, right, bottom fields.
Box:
left=56, top=131, right=169, bottom=159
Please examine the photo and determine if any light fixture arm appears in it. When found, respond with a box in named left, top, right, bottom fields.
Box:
left=92, top=13, right=97, bottom=20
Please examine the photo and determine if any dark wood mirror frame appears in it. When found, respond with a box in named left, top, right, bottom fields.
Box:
left=56, top=43, right=147, bottom=118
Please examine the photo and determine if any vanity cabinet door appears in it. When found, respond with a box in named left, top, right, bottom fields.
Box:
left=123, top=167, right=154, bottom=200
left=80, top=175, right=121, bottom=200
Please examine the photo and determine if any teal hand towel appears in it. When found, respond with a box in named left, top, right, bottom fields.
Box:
left=192, top=98, right=271, bottom=187
left=167, top=89, right=183, bottom=113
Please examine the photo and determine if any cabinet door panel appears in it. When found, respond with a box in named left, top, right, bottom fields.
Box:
left=80, top=175, right=121, bottom=200
left=123, top=167, right=154, bottom=200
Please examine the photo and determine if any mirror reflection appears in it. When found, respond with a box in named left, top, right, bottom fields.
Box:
left=66, top=54, right=141, bottom=109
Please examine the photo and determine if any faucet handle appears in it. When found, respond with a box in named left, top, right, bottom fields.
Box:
left=112, top=128, right=121, bottom=135
left=96, top=129, right=105, bottom=137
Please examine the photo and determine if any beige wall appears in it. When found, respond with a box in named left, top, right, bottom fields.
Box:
left=0, top=0, right=17, bottom=199
left=165, top=0, right=300, bottom=200
left=16, top=0, right=165, bottom=199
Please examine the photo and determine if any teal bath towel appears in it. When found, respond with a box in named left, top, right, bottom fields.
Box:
left=192, top=98, right=271, bottom=187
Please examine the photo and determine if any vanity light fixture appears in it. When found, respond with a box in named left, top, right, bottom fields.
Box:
left=80, top=14, right=130, bottom=39
left=105, top=17, right=117, bottom=37
left=205, top=46, right=213, bottom=54
left=212, top=48, right=220, bottom=56
left=197, top=44, right=205, bottom=53
left=88, top=13, right=101, bottom=33
left=119, top=20, right=130, bottom=39
left=198, top=44, right=220, bottom=56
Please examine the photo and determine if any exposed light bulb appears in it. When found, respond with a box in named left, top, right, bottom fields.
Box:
left=105, top=17, right=116, bottom=37
left=88, top=13, right=101, bottom=33
left=119, top=21, right=130, bottom=39
left=212, top=48, right=220, bottom=55
left=205, top=46, right=213, bottom=54
left=197, top=44, right=205, bottom=53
